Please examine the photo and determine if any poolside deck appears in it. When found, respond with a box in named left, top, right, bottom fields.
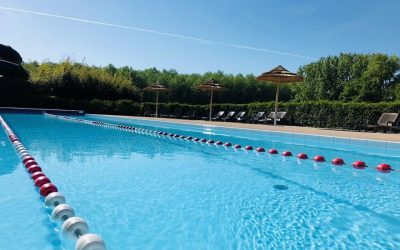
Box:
left=100, top=115, right=400, bottom=143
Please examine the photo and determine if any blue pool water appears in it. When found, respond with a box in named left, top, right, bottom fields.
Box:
left=1, top=113, right=400, bottom=249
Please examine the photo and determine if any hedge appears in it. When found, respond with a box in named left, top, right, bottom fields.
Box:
left=1, top=94, right=400, bottom=130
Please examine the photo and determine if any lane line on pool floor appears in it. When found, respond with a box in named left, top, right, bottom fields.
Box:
left=44, top=113, right=396, bottom=173
left=0, top=115, right=106, bottom=250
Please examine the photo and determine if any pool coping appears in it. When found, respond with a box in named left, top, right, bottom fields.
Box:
left=95, top=114, right=400, bottom=144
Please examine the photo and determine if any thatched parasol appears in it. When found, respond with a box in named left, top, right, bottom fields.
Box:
left=197, top=79, right=227, bottom=121
left=143, top=82, right=169, bottom=118
left=256, top=65, right=303, bottom=125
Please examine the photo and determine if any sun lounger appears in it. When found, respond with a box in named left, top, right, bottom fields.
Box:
left=159, top=108, right=169, bottom=118
left=367, top=113, right=399, bottom=132
left=221, top=111, right=236, bottom=122
left=261, top=112, right=287, bottom=124
left=234, top=111, right=247, bottom=122
left=258, top=112, right=275, bottom=124
left=202, top=111, right=224, bottom=121
left=249, top=112, right=266, bottom=123
left=276, top=112, right=287, bottom=124
left=181, top=110, right=196, bottom=119
left=168, top=108, right=182, bottom=118
left=144, top=107, right=153, bottom=117
left=211, top=111, right=225, bottom=121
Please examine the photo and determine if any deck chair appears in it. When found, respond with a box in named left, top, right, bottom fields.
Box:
left=159, top=108, right=169, bottom=118
left=367, top=113, right=399, bottom=132
left=221, top=111, right=236, bottom=122
left=211, top=111, right=225, bottom=121
left=181, top=110, right=196, bottom=119
left=262, top=112, right=287, bottom=124
left=234, top=111, right=247, bottom=122
left=168, top=108, right=182, bottom=118
left=276, top=112, right=287, bottom=123
left=249, top=112, right=266, bottom=123
left=258, top=112, right=275, bottom=124
left=144, top=107, right=153, bottom=117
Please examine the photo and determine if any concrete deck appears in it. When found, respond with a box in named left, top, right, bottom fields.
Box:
left=99, top=115, right=400, bottom=143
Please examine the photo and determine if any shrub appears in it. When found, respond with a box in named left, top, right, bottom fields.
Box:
left=1, top=94, right=400, bottom=130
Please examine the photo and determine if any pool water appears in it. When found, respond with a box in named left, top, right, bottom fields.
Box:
left=1, top=113, right=400, bottom=249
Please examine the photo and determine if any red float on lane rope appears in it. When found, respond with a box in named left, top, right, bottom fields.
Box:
left=224, top=142, right=232, bottom=147
left=208, top=140, right=215, bottom=144
left=297, top=153, right=308, bottom=159
left=34, top=176, right=51, bottom=187
left=332, top=158, right=345, bottom=165
left=245, top=145, right=253, bottom=150
left=282, top=151, right=292, bottom=157
left=24, top=160, right=38, bottom=168
left=31, top=172, right=45, bottom=181
left=256, top=147, right=265, bottom=152
left=234, top=144, right=241, bottom=149
left=22, top=156, right=35, bottom=164
left=268, top=149, right=278, bottom=154
left=215, top=141, right=223, bottom=145
left=377, top=163, right=391, bottom=172
left=39, top=183, right=58, bottom=197
left=352, top=160, right=366, bottom=169
left=27, top=165, right=42, bottom=174
left=313, top=155, right=325, bottom=162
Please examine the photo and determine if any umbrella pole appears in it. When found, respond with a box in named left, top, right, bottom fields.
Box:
left=274, top=84, right=280, bottom=125
left=155, top=91, right=159, bottom=118
left=209, top=90, right=213, bottom=121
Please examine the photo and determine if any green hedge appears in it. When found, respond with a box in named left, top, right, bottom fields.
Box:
left=227, top=101, right=400, bottom=129
left=1, top=94, right=400, bottom=130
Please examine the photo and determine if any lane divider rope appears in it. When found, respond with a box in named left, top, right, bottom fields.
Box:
left=44, top=113, right=395, bottom=173
left=0, top=115, right=106, bottom=250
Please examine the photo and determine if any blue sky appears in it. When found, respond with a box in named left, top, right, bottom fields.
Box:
left=0, top=0, right=399, bottom=74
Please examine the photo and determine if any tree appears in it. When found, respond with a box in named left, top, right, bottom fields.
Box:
left=293, top=53, right=400, bottom=102
left=18, top=53, right=400, bottom=104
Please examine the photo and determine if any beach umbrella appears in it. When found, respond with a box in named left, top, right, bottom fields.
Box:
left=143, top=82, right=169, bottom=118
left=197, top=79, right=227, bottom=121
left=0, top=60, right=29, bottom=79
left=256, top=65, right=303, bottom=125
left=0, top=44, right=23, bottom=64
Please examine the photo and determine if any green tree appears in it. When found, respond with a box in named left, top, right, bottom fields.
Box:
left=293, top=53, right=400, bottom=102
left=18, top=53, right=400, bottom=104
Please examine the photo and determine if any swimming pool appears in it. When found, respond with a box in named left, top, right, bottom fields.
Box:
left=1, top=113, right=399, bottom=249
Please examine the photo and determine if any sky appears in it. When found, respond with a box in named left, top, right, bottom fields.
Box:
left=0, top=0, right=399, bottom=75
